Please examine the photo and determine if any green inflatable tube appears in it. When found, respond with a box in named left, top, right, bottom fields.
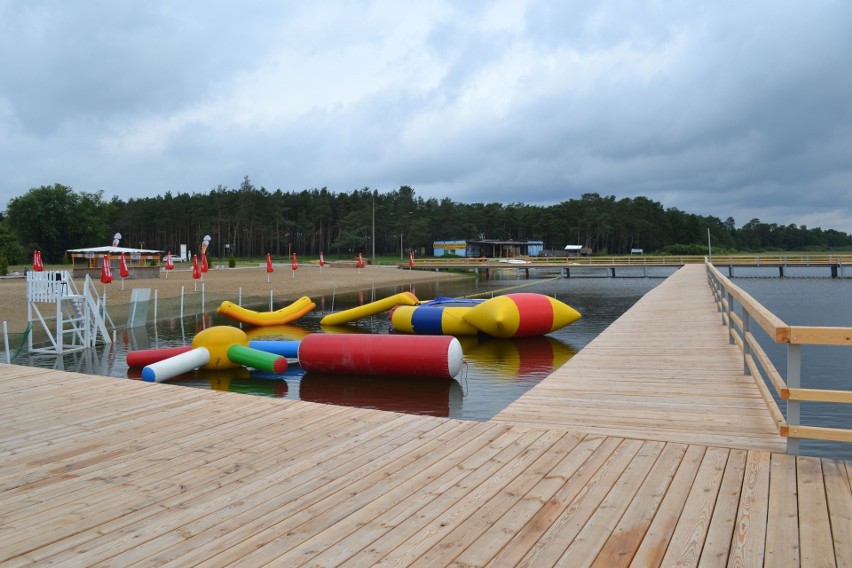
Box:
left=227, top=344, right=288, bottom=374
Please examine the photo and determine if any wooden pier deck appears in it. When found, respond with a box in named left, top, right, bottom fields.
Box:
left=493, top=264, right=786, bottom=452
left=1, top=266, right=850, bottom=566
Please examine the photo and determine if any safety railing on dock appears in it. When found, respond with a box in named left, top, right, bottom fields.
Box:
left=705, top=260, right=852, bottom=454
left=407, top=253, right=852, bottom=269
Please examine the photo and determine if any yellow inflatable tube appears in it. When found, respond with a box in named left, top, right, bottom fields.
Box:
left=319, top=291, right=419, bottom=326
left=217, top=296, right=316, bottom=326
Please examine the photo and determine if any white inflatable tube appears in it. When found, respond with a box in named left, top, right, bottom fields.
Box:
left=142, top=347, right=210, bottom=383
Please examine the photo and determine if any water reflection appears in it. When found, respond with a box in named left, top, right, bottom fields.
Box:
left=299, top=373, right=463, bottom=417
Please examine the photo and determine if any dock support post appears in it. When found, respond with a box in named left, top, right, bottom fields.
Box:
left=726, top=290, right=735, bottom=344
left=787, top=344, right=801, bottom=455
left=779, top=266, right=784, bottom=277
left=728, top=264, right=734, bottom=277
left=831, top=264, right=838, bottom=278
left=610, top=267, right=616, bottom=278
left=742, top=311, right=751, bottom=374
left=564, top=267, right=570, bottom=278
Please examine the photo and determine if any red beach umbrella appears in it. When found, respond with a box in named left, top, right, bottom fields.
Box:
left=33, top=250, right=44, bottom=272
left=100, top=255, right=113, bottom=284
left=357, top=253, right=364, bottom=269
left=200, top=252, right=209, bottom=273
left=165, top=251, right=174, bottom=279
left=266, top=253, right=274, bottom=282
left=409, top=251, right=414, bottom=269
left=119, top=252, right=130, bottom=278
left=192, top=254, right=201, bottom=280
left=291, top=253, right=298, bottom=279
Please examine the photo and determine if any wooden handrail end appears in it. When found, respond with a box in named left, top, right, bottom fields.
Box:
left=779, top=388, right=790, bottom=400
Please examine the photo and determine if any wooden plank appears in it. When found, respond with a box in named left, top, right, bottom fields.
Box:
left=727, top=451, right=771, bottom=567
left=556, top=441, right=681, bottom=567
left=592, top=444, right=688, bottom=568
left=764, top=453, right=800, bottom=567
left=658, top=446, right=730, bottom=567
left=797, top=456, right=836, bottom=567
left=697, top=448, right=747, bottom=566
left=823, top=459, right=852, bottom=567
left=593, top=444, right=705, bottom=568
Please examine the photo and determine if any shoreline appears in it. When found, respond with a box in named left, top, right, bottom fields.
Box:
left=0, top=264, right=473, bottom=333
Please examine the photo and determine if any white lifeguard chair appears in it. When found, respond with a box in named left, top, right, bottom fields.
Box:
left=26, top=270, right=112, bottom=355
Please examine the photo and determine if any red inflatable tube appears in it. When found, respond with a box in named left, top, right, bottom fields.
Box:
left=127, top=345, right=193, bottom=368
left=298, top=334, right=463, bottom=379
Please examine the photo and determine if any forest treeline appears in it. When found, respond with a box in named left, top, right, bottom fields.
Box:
left=2, top=179, right=851, bottom=264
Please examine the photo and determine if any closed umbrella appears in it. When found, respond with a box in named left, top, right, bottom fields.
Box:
left=33, top=250, right=44, bottom=272
left=409, top=251, right=414, bottom=269
left=165, top=251, right=174, bottom=279
left=319, top=251, right=325, bottom=269
left=357, top=252, right=364, bottom=269
left=201, top=252, right=209, bottom=273
left=192, top=254, right=201, bottom=290
left=119, top=252, right=129, bottom=289
left=100, top=255, right=113, bottom=284
left=291, top=253, right=298, bottom=279
left=266, top=253, right=274, bottom=282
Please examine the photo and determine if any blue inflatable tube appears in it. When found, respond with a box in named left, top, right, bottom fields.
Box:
left=249, top=340, right=300, bottom=358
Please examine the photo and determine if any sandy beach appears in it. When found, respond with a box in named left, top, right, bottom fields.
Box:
left=0, top=263, right=471, bottom=333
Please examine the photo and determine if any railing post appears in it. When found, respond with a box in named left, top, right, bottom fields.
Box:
left=742, top=311, right=751, bottom=374
left=786, top=344, right=801, bottom=455
left=726, top=290, right=734, bottom=343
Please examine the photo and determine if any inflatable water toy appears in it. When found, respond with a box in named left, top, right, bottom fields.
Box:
left=298, top=334, right=463, bottom=379
left=390, top=293, right=581, bottom=338
left=127, top=345, right=193, bottom=367
left=248, top=340, right=300, bottom=359
left=319, top=291, right=418, bottom=326
left=127, top=340, right=299, bottom=368
left=142, top=326, right=287, bottom=382
left=462, top=293, right=581, bottom=338
left=217, top=296, right=316, bottom=326
left=390, top=297, right=482, bottom=336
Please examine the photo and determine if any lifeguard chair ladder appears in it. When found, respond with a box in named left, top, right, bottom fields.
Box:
left=26, top=270, right=112, bottom=355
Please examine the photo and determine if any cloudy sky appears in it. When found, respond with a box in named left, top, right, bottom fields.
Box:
left=2, top=1, right=851, bottom=233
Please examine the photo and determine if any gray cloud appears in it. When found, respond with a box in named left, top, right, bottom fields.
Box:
left=2, top=0, right=850, bottom=233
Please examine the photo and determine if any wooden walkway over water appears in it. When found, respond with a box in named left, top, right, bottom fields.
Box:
left=1, top=265, right=850, bottom=566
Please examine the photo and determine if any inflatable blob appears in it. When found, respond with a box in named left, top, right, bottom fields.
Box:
left=142, top=347, right=211, bottom=382
left=192, top=326, right=250, bottom=370
left=461, top=293, right=581, bottom=338
left=298, top=334, right=463, bottom=379
left=249, top=340, right=300, bottom=358
left=217, top=296, right=316, bottom=326
left=319, top=292, right=418, bottom=326
left=127, top=345, right=193, bottom=367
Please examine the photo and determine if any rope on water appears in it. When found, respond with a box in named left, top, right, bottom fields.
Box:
left=459, top=275, right=563, bottom=299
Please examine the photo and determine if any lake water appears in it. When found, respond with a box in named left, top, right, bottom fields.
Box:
left=15, top=265, right=850, bottom=460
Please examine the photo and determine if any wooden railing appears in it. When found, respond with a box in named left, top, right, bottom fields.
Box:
left=407, top=253, right=852, bottom=269
left=705, top=261, right=852, bottom=454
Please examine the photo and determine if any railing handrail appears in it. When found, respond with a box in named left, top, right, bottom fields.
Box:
left=408, top=253, right=852, bottom=268
left=705, top=260, right=852, bottom=453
